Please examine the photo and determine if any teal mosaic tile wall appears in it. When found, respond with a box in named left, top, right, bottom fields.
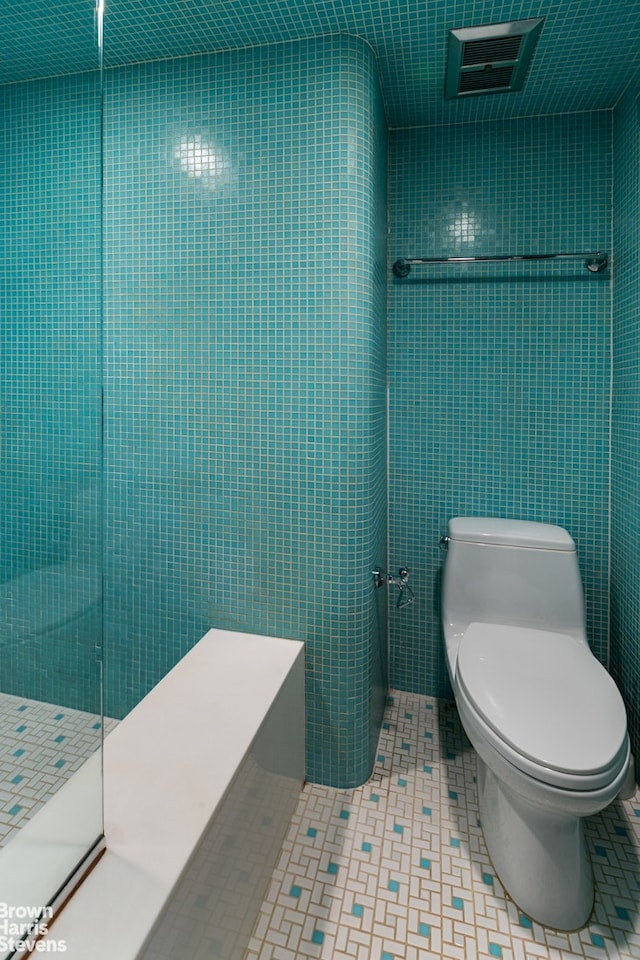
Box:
left=102, top=35, right=387, bottom=788
left=388, top=113, right=612, bottom=698
left=611, top=75, right=640, bottom=770
left=0, top=72, right=103, bottom=713
left=368, top=64, right=389, bottom=767
left=4, top=0, right=640, bottom=130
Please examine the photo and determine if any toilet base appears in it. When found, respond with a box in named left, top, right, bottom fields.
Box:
left=477, top=756, right=594, bottom=930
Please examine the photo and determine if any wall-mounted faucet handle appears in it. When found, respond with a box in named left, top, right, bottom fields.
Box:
left=372, top=568, right=391, bottom=588
left=373, top=566, right=415, bottom=608
left=396, top=567, right=415, bottom=608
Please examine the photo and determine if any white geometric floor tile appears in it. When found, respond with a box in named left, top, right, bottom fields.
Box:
left=0, top=691, right=117, bottom=846
left=244, top=691, right=640, bottom=960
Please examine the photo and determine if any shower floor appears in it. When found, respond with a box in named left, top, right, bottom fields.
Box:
left=245, top=690, right=640, bottom=960
left=0, top=691, right=117, bottom=847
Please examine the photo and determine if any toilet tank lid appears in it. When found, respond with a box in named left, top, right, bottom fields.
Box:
left=447, top=517, right=575, bottom=550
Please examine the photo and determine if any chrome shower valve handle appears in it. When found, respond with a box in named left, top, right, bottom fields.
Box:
left=372, top=566, right=416, bottom=608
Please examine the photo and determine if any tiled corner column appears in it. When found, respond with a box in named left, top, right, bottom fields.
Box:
left=103, top=35, right=387, bottom=787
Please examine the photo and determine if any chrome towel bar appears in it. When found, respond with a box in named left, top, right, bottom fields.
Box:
left=392, top=251, right=608, bottom=277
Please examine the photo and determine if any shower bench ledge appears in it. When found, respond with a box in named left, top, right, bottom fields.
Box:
left=39, top=627, right=305, bottom=960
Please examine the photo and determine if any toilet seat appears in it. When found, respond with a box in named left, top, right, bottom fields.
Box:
left=456, top=622, right=629, bottom=790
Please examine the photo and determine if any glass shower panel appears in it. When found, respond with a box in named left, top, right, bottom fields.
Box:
left=0, top=0, right=104, bottom=936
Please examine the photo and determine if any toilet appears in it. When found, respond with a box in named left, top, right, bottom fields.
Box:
left=440, top=516, right=633, bottom=930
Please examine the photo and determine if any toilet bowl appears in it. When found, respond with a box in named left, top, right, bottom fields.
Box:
left=441, top=517, right=632, bottom=930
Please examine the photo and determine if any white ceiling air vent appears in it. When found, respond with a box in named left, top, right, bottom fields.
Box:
left=445, top=18, right=544, bottom=99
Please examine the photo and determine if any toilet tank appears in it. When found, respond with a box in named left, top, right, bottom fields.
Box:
left=441, top=517, right=586, bottom=638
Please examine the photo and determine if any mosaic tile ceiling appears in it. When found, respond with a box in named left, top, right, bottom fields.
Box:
left=4, top=0, right=640, bottom=127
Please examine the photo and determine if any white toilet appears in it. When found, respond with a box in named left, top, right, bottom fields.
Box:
left=440, top=516, right=633, bottom=930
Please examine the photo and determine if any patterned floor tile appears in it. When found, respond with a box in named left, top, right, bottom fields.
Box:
left=0, top=691, right=117, bottom=846
left=245, top=691, right=640, bottom=960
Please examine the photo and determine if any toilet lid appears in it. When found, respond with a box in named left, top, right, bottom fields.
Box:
left=456, top=623, right=628, bottom=778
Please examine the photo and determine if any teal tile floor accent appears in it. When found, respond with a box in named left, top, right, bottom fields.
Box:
left=245, top=691, right=640, bottom=960
left=0, top=693, right=118, bottom=846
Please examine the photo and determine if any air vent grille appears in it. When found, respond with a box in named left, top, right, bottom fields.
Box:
left=461, top=36, right=522, bottom=66
left=459, top=65, right=514, bottom=93
left=445, top=18, right=543, bottom=99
